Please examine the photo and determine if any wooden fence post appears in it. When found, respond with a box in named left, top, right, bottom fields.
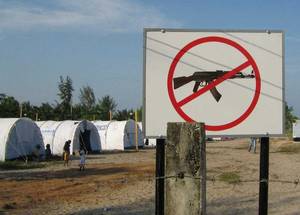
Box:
left=165, top=122, right=206, bottom=215
left=200, top=127, right=206, bottom=215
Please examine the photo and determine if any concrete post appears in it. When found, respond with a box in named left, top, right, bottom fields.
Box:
left=166, top=122, right=205, bottom=215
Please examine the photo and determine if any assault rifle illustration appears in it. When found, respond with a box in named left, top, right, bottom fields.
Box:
left=173, top=70, right=255, bottom=102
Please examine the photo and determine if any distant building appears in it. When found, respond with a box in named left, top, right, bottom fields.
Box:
left=293, top=120, right=300, bottom=141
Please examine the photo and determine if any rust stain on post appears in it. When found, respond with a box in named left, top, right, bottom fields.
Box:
left=166, top=122, right=205, bottom=215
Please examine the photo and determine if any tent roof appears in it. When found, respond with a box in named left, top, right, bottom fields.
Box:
left=93, top=120, right=144, bottom=150
left=0, top=118, right=21, bottom=148
left=0, top=118, right=44, bottom=161
left=0, top=118, right=34, bottom=142
left=49, top=120, right=101, bottom=154
left=39, top=120, right=64, bottom=130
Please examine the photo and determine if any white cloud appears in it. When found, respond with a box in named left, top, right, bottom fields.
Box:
left=0, top=0, right=180, bottom=32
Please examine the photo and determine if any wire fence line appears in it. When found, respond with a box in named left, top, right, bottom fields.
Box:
left=221, top=31, right=282, bottom=58
left=139, top=172, right=300, bottom=188
left=154, top=175, right=300, bottom=188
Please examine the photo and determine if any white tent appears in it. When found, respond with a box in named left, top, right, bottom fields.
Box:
left=138, top=122, right=156, bottom=147
left=37, top=121, right=64, bottom=154
left=293, top=120, right=300, bottom=141
left=0, top=118, right=45, bottom=161
left=93, top=120, right=144, bottom=150
left=93, top=121, right=111, bottom=150
left=38, top=120, right=101, bottom=155
left=35, top=121, right=46, bottom=127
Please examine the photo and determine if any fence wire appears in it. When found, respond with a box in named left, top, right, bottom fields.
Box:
left=154, top=175, right=300, bottom=188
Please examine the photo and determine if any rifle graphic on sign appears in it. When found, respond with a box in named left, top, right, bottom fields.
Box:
left=173, top=70, right=255, bottom=102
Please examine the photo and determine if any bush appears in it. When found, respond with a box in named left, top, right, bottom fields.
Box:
left=218, top=172, right=241, bottom=184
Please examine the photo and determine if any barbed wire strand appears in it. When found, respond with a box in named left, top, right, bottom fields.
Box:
left=154, top=175, right=300, bottom=187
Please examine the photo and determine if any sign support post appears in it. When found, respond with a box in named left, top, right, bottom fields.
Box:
left=135, top=110, right=139, bottom=151
left=165, top=122, right=204, bottom=215
left=200, top=130, right=207, bottom=215
left=156, top=138, right=165, bottom=215
left=259, top=137, right=269, bottom=215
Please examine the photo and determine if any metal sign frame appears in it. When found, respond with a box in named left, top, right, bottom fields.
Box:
left=143, top=28, right=285, bottom=138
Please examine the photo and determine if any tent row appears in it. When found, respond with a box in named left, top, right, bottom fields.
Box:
left=0, top=118, right=144, bottom=161
left=37, top=120, right=101, bottom=155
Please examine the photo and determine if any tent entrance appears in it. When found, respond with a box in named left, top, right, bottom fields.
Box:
left=80, top=130, right=92, bottom=152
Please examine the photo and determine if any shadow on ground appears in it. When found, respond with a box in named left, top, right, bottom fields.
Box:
left=0, top=166, right=131, bottom=181
left=70, top=198, right=154, bottom=215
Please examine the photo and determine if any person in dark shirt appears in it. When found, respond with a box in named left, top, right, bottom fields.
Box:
left=63, top=140, right=71, bottom=166
left=45, top=144, right=52, bottom=160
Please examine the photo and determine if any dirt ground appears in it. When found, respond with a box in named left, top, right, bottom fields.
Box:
left=1, top=138, right=300, bottom=214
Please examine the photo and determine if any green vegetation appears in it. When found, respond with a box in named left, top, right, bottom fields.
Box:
left=0, top=76, right=142, bottom=121
left=79, top=85, right=96, bottom=114
left=57, top=75, right=74, bottom=120
left=276, top=144, right=300, bottom=154
left=285, top=105, right=298, bottom=137
left=95, top=95, right=117, bottom=120
left=218, top=172, right=241, bottom=184
left=0, top=161, right=46, bottom=170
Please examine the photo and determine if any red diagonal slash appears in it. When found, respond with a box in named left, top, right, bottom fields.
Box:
left=177, top=60, right=251, bottom=107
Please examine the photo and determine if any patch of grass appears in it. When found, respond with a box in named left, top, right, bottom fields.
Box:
left=218, top=172, right=241, bottom=184
left=2, top=202, right=17, bottom=210
left=0, top=161, right=46, bottom=170
left=276, top=144, right=300, bottom=154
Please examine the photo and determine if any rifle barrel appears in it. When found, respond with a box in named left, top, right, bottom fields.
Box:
left=173, top=70, right=254, bottom=90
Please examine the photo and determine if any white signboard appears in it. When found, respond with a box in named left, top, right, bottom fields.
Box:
left=143, top=29, right=284, bottom=138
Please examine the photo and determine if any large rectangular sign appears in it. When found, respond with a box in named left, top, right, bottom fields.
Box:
left=143, top=29, right=284, bottom=138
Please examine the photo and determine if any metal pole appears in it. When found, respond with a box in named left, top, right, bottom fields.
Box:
left=19, top=103, right=22, bottom=118
left=259, top=137, right=269, bottom=215
left=109, top=110, right=112, bottom=121
left=156, top=138, right=165, bottom=215
left=70, top=100, right=73, bottom=120
left=135, top=110, right=138, bottom=151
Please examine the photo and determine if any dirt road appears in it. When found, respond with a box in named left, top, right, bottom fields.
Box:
left=1, top=138, right=300, bottom=214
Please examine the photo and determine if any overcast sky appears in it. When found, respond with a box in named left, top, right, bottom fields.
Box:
left=0, top=0, right=299, bottom=116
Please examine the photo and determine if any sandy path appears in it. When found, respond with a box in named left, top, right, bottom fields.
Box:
left=1, top=139, right=300, bottom=214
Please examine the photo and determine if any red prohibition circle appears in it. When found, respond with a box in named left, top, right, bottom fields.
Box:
left=167, top=36, right=261, bottom=131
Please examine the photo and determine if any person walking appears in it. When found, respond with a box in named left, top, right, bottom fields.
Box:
left=248, top=137, right=257, bottom=153
left=63, top=140, right=71, bottom=166
left=45, top=144, right=52, bottom=160
left=79, top=148, right=86, bottom=171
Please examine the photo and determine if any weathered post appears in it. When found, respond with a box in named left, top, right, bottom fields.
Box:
left=200, top=128, right=206, bottom=215
left=166, top=122, right=205, bottom=215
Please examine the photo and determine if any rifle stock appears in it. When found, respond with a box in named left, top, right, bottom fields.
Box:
left=173, top=76, right=194, bottom=89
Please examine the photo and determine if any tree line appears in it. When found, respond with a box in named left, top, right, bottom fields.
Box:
left=0, top=76, right=142, bottom=121
left=0, top=75, right=298, bottom=135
